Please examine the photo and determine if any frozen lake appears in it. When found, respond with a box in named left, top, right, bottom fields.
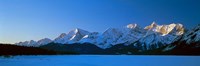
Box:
left=0, top=55, right=200, bottom=66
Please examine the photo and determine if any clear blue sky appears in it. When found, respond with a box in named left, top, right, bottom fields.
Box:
left=0, top=0, right=200, bottom=43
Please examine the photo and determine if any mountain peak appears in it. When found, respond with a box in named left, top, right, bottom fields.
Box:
left=74, top=28, right=81, bottom=33
left=54, top=28, right=90, bottom=44
left=29, top=40, right=37, bottom=44
left=127, top=24, right=137, bottom=29
left=151, top=21, right=157, bottom=26
left=58, top=33, right=67, bottom=38
left=144, top=22, right=184, bottom=36
left=144, top=22, right=157, bottom=30
left=71, top=28, right=90, bottom=34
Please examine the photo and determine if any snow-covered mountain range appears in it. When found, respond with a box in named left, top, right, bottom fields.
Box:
left=15, top=22, right=200, bottom=50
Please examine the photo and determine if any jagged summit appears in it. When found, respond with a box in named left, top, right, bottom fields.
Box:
left=54, top=28, right=90, bottom=44
left=73, top=28, right=89, bottom=34
left=144, top=22, right=157, bottom=30
left=144, top=22, right=184, bottom=36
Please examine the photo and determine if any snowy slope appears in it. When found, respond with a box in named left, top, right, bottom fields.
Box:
left=79, top=32, right=100, bottom=44
left=79, top=24, right=146, bottom=49
left=134, top=22, right=185, bottom=50
left=15, top=38, right=52, bottom=47
left=95, top=28, right=125, bottom=48
left=79, top=28, right=124, bottom=48
left=181, top=24, right=200, bottom=44
left=15, top=40, right=37, bottom=47
left=134, top=32, right=178, bottom=50
left=37, top=38, right=52, bottom=45
left=54, top=28, right=90, bottom=44
left=116, top=24, right=146, bottom=45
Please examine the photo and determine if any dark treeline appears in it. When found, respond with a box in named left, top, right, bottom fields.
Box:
left=0, top=44, right=58, bottom=55
left=40, top=42, right=200, bottom=55
left=1, top=43, right=200, bottom=55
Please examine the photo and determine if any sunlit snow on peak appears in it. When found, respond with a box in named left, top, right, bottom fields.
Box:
left=144, top=22, right=184, bottom=36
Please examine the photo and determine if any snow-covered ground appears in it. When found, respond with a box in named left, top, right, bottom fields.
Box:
left=0, top=55, right=200, bottom=66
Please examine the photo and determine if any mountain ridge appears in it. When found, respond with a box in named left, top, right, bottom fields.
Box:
left=15, top=22, right=199, bottom=50
left=10, top=22, right=200, bottom=55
